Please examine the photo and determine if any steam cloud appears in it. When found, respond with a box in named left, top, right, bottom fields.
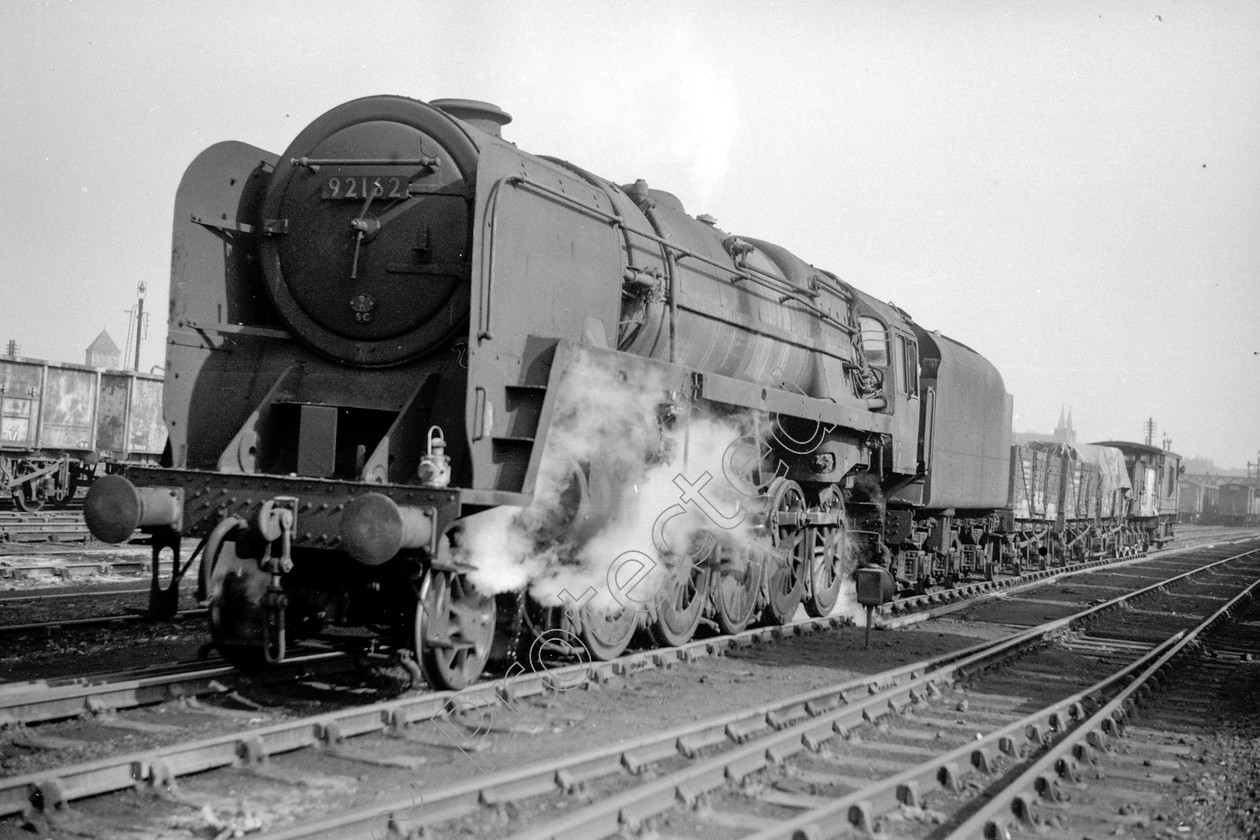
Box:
left=451, top=347, right=858, bottom=621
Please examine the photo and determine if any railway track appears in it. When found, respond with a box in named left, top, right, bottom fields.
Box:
left=1006, top=592, right=1260, bottom=839
left=946, top=583, right=1260, bottom=839
left=2, top=539, right=1256, bottom=838
left=0, top=511, right=89, bottom=544
left=0, top=604, right=207, bottom=644
left=878, top=529, right=1258, bottom=630
left=0, top=649, right=350, bottom=728
left=872, top=526, right=1253, bottom=625
left=0, top=591, right=199, bottom=644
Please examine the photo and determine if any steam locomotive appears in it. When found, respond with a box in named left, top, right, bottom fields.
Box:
left=83, top=95, right=1174, bottom=689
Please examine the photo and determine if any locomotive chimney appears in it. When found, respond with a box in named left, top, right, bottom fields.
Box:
left=431, top=98, right=512, bottom=138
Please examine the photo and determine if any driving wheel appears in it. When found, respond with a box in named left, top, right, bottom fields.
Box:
left=805, top=486, right=846, bottom=617
left=649, top=554, right=708, bottom=647
left=712, top=544, right=760, bottom=634
left=806, top=529, right=846, bottom=618
left=577, top=599, right=637, bottom=661
left=763, top=479, right=807, bottom=625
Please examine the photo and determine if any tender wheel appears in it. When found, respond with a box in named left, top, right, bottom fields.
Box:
left=763, top=479, right=807, bottom=625
left=577, top=600, right=636, bottom=661
left=713, top=545, right=760, bottom=634
left=416, top=569, right=495, bottom=690
left=649, top=555, right=708, bottom=647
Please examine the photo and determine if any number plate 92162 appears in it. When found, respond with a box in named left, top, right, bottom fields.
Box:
left=321, top=175, right=410, bottom=201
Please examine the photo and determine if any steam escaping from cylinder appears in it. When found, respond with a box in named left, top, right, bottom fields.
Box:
left=450, top=348, right=771, bottom=613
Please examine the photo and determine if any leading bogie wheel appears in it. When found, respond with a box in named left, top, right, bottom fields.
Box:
left=416, top=569, right=496, bottom=691
left=204, top=518, right=268, bottom=669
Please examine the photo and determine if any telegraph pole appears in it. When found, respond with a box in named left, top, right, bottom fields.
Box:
left=132, top=282, right=146, bottom=372
left=1143, top=418, right=1156, bottom=447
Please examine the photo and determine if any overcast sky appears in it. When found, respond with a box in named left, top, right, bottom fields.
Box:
left=2, top=1, right=1257, bottom=468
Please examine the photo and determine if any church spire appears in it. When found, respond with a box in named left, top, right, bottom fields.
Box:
left=1053, top=406, right=1076, bottom=445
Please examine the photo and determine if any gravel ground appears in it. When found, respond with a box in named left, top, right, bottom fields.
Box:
left=0, top=621, right=211, bottom=684
left=1160, top=656, right=1260, bottom=838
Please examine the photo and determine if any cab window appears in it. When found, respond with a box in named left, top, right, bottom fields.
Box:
left=858, top=316, right=888, bottom=365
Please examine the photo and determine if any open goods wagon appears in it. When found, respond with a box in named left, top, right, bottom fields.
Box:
left=0, top=355, right=165, bottom=510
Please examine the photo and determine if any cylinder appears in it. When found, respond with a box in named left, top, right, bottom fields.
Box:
left=83, top=475, right=183, bottom=544
left=340, top=493, right=434, bottom=566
